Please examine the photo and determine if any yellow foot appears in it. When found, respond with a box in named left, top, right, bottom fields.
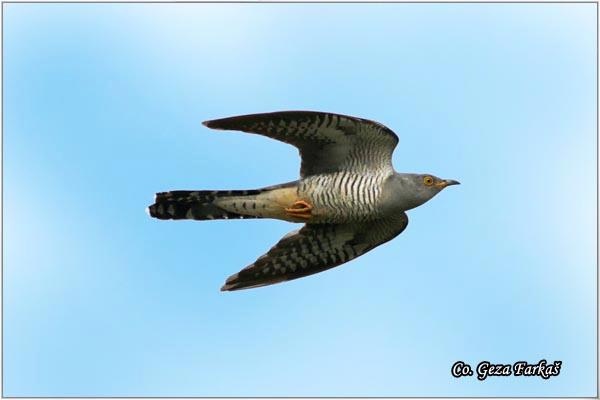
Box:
left=285, top=200, right=313, bottom=220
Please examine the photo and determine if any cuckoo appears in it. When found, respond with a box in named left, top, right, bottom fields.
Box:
left=148, top=111, right=459, bottom=291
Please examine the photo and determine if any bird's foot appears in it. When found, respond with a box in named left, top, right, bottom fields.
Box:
left=285, top=200, right=313, bottom=220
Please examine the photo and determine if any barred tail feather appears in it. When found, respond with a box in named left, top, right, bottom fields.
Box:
left=148, top=189, right=262, bottom=221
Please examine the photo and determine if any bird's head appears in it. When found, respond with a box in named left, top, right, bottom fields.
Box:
left=382, top=173, right=460, bottom=212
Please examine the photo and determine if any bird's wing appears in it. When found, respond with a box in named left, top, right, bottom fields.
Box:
left=221, top=213, right=409, bottom=291
left=203, top=111, right=399, bottom=177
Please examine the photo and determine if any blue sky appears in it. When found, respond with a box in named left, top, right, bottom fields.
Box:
left=3, top=3, right=597, bottom=396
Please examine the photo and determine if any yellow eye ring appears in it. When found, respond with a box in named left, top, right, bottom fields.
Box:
left=423, top=176, right=434, bottom=186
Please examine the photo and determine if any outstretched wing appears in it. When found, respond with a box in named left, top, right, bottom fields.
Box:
left=221, top=213, right=409, bottom=291
left=203, top=111, right=399, bottom=177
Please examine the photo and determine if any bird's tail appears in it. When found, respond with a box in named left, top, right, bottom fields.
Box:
left=147, top=181, right=299, bottom=221
left=148, top=189, right=262, bottom=221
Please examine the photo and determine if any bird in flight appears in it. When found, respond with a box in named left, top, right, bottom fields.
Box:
left=148, top=111, right=459, bottom=291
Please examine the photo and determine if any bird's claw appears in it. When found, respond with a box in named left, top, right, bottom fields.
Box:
left=285, top=200, right=313, bottom=219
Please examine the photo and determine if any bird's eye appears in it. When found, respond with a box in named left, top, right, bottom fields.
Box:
left=423, top=176, right=434, bottom=186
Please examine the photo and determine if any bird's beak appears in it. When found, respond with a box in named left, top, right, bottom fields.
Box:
left=436, top=179, right=461, bottom=188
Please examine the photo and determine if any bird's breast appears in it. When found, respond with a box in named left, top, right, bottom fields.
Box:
left=298, top=171, right=390, bottom=223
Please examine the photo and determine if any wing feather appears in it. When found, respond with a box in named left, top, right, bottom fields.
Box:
left=221, top=213, right=409, bottom=291
left=203, top=111, right=399, bottom=177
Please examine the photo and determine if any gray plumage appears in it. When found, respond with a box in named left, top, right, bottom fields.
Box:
left=148, top=111, right=459, bottom=291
